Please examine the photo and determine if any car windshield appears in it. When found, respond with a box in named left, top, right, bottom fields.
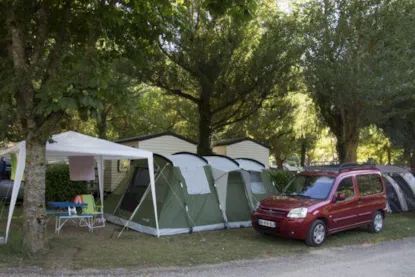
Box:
left=284, top=175, right=335, bottom=200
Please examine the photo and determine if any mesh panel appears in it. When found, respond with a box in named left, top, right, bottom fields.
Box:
left=250, top=172, right=266, bottom=194
left=119, top=168, right=150, bottom=212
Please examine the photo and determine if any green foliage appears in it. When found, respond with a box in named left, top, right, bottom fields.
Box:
left=266, top=169, right=295, bottom=192
left=301, top=0, right=415, bottom=163
left=45, top=164, right=88, bottom=202
left=357, top=126, right=403, bottom=165
left=132, top=0, right=303, bottom=154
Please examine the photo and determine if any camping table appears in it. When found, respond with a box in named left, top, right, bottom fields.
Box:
left=47, top=202, right=93, bottom=233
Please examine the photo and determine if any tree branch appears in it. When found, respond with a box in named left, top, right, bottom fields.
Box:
left=42, top=0, right=72, bottom=83
left=211, top=79, right=259, bottom=114
left=32, top=1, right=49, bottom=67
left=157, top=39, right=201, bottom=81
left=154, top=80, right=201, bottom=104
left=212, top=98, right=265, bottom=130
left=34, top=110, right=66, bottom=138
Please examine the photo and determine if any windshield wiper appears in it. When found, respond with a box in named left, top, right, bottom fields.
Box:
left=287, top=194, right=311, bottom=199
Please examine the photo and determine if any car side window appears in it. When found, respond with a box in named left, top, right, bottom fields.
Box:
left=335, top=177, right=354, bottom=200
left=356, top=174, right=383, bottom=196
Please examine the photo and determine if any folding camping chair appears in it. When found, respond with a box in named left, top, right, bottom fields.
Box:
left=77, top=194, right=106, bottom=229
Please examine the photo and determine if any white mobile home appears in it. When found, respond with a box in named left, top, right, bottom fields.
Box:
left=213, top=138, right=270, bottom=169
left=105, top=132, right=197, bottom=192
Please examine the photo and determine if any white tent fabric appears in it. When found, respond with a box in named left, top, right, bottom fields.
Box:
left=205, top=156, right=240, bottom=172
left=168, top=153, right=210, bottom=195
left=401, top=173, right=415, bottom=194
left=205, top=156, right=254, bottom=225
left=0, top=131, right=158, bottom=243
left=210, top=167, right=229, bottom=223
left=235, top=158, right=265, bottom=172
left=385, top=175, right=408, bottom=211
left=376, top=165, right=410, bottom=174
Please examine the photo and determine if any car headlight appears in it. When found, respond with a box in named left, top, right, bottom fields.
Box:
left=287, top=207, right=308, bottom=219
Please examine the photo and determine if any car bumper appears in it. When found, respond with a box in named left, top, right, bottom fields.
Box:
left=251, top=212, right=311, bottom=240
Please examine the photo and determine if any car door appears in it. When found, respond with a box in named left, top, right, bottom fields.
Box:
left=356, top=173, right=385, bottom=223
left=327, top=176, right=359, bottom=232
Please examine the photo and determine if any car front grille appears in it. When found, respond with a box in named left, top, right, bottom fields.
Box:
left=258, top=207, right=287, bottom=218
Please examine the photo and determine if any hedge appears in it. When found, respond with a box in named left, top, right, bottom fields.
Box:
left=45, top=164, right=88, bottom=202
left=266, top=169, right=296, bottom=192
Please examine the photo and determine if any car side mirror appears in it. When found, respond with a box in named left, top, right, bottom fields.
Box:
left=335, top=192, right=347, bottom=202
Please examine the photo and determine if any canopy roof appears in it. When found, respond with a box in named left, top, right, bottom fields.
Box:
left=0, top=131, right=153, bottom=161
left=0, top=131, right=157, bottom=244
left=48, top=131, right=152, bottom=160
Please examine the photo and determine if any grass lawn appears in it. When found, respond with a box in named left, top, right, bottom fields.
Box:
left=1, top=207, right=415, bottom=270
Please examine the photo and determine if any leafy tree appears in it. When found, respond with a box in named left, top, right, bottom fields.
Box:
left=220, top=94, right=297, bottom=168
left=357, top=126, right=402, bottom=165
left=301, top=0, right=414, bottom=163
left=137, top=0, right=301, bottom=154
left=0, top=0, right=164, bottom=252
left=106, top=86, right=199, bottom=141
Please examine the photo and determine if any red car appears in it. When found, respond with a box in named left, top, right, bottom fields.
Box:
left=252, top=164, right=387, bottom=246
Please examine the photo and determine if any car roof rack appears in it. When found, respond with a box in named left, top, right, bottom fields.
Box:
left=304, top=162, right=376, bottom=173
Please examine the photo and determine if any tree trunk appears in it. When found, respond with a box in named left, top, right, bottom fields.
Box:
left=97, top=111, right=108, bottom=139
left=197, top=100, right=213, bottom=155
left=23, top=138, right=47, bottom=252
left=275, top=158, right=284, bottom=169
left=300, top=138, right=307, bottom=167
left=336, top=137, right=358, bottom=164
left=387, top=146, right=392, bottom=165
left=406, top=145, right=415, bottom=171
left=335, top=126, right=359, bottom=163
left=274, top=149, right=285, bottom=169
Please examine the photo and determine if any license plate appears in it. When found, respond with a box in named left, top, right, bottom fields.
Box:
left=258, top=219, right=276, bottom=228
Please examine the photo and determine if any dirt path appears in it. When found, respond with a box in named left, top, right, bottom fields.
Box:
left=3, top=237, right=415, bottom=277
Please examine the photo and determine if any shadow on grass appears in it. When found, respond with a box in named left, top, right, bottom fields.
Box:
left=1, top=212, right=415, bottom=270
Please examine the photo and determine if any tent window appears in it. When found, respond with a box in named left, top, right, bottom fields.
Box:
left=181, top=167, right=211, bottom=195
left=119, top=167, right=150, bottom=212
left=250, top=172, right=266, bottom=194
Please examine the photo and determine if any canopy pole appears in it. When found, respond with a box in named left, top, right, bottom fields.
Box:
left=97, top=156, right=104, bottom=210
left=4, top=142, right=26, bottom=244
left=147, top=155, right=160, bottom=237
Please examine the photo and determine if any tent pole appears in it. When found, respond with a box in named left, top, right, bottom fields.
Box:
left=117, top=164, right=167, bottom=238
left=157, top=166, right=193, bottom=234
left=117, top=186, right=151, bottom=238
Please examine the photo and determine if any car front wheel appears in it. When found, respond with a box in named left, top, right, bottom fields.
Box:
left=306, top=219, right=326, bottom=247
left=369, top=211, right=384, bottom=233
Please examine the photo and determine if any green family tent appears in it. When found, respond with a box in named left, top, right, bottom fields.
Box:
left=235, top=158, right=276, bottom=206
left=204, top=155, right=253, bottom=228
left=104, top=152, right=276, bottom=236
left=105, top=153, right=225, bottom=235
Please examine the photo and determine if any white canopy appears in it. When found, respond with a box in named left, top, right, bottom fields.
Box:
left=0, top=131, right=158, bottom=243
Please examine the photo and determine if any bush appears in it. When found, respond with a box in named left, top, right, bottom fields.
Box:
left=267, top=169, right=296, bottom=192
left=45, top=164, right=88, bottom=202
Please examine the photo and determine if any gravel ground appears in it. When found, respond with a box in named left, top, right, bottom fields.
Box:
left=3, top=237, right=415, bottom=277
